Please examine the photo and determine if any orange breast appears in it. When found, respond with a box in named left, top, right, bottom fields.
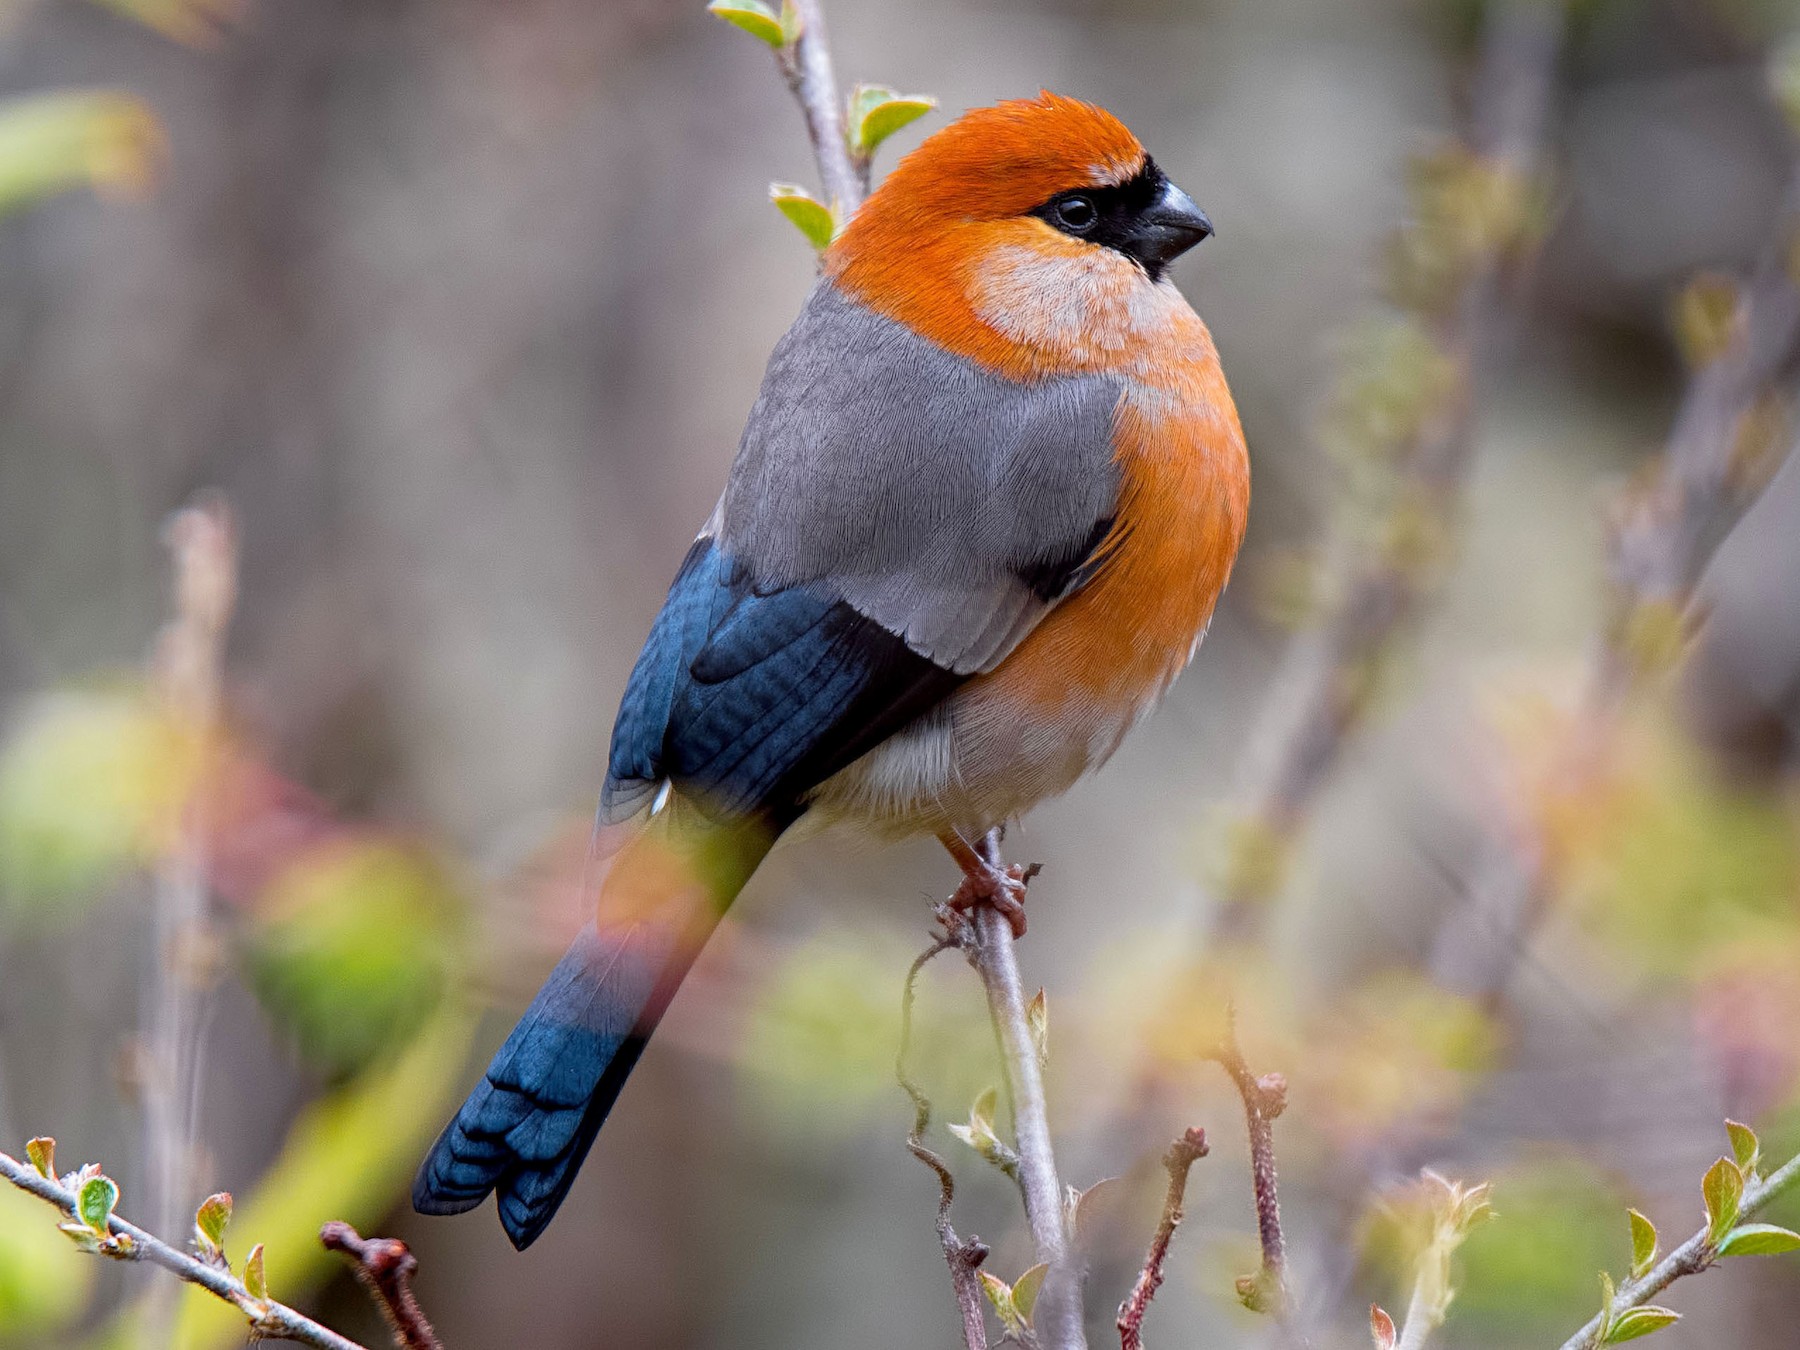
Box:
left=823, top=221, right=1249, bottom=829
left=979, top=378, right=1246, bottom=718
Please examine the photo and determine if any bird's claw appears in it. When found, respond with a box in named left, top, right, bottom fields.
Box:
left=947, top=860, right=1039, bottom=938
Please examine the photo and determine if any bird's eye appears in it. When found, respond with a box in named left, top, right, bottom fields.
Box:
left=1055, top=195, right=1098, bottom=232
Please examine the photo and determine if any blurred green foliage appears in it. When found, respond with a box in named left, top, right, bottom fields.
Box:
left=739, top=927, right=989, bottom=1138
left=1303, top=970, right=1500, bottom=1151
left=245, top=840, right=466, bottom=1080
left=169, top=1004, right=478, bottom=1350
left=1565, top=719, right=1799, bottom=982
left=0, top=91, right=162, bottom=220
left=1382, top=1158, right=1623, bottom=1346
left=0, top=1180, right=95, bottom=1345
left=0, top=688, right=202, bottom=924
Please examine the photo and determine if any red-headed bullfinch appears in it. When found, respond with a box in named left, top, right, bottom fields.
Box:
left=415, top=92, right=1249, bottom=1248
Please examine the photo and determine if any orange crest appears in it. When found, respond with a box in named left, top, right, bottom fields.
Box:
left=827, top=93, right=1155, bottom=378
left=849, top=92, right=1145, bottom=225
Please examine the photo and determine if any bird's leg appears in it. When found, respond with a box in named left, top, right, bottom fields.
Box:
left=939, top=829, right=1039, bottom=938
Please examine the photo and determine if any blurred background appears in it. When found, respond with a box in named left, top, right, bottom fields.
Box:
left=2, top=0, right=1800, bottom=1346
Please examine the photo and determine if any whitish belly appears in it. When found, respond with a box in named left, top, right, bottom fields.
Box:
left=802, top=656, right=1167, bottom=839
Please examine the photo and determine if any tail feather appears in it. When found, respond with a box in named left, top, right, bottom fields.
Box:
left=413, top=810, right=775, bottom=1249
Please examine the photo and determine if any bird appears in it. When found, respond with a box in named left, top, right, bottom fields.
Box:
left=413, top=91, right=1249, bottom=1250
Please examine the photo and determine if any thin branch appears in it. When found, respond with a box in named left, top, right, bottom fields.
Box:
left=1429, top=167, right=1800, bottom=1001
left=898, top=917, right=990, bottom=1350
left=0, top=1149, right=367, bottom=1350
left=1210, top=0, right=1564, bottom=942
left=776, top=0, right=864, bottom=210
left=321, top=1223, right=442, bottom=1350
left=1116, top=1127, right=1208, bottom=1350
left=1206, top=1009, right=1307, bottom=1346
left=141, top=493, right=237, bottom=1335
left=968, top=830, right=1088, bottom=1350
left=1557, top=1152, right=1800, bottom=1350
left=1393, top=1276, right=1438, bottom=1350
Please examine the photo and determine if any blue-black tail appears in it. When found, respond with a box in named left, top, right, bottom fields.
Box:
left=412, top=811, right=776, bottom=1249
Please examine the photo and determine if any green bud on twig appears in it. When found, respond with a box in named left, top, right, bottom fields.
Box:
left=194, top=1192, right=232, bottom=1263
left=847, top=84, right=935, bottom=158
left=769, top=182, right=838, bottom=250
left=1627, top=1208, right=1657, bottom=1280
left=706, top=0, right=786, bottom=49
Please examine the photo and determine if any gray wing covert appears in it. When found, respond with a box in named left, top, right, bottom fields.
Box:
left=720, top=280, right=1125, bottom=676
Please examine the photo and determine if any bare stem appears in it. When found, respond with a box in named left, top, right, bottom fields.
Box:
left=776, top=0, right=864, bottom=210
left=0, top=1149, right=368, bottom=1350
left=898, top=920, right=991, bottom=1350
left=1429, top=173, right=1800, bottom=1001
left=1557, top=1152, right=1800, bottom=1350
left=968, top=830, right=1088, bottom=1350
left=142, top=494, right=237, bottom=1334
left=1116, top=1127, right=1208, bottom=1350
left=1210, top=0, right=1564, bottom=942
left=1394, top=1271, right=1439, bottom=1350
left=321, top=1223, right=443, bottom=1350
left=1206, top=1009, right=1307, bottom=1345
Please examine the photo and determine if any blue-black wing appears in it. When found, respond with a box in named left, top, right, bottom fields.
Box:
left=601, top=536, right=961, bottom=825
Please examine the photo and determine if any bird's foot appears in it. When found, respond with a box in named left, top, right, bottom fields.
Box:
left=946, top=858, right=1040, bottom=938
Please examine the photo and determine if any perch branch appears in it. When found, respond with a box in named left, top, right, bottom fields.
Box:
left=1557, top=1152, right=1800, bottom=1350
left=776, top=0, right=864, bottom=210
left=1116, top=1127, right=1208, bottom=1350
left=0, top=1149, right=367, bottom=1350
left=321, top=1222, right=443, bottom=1350
left=968, top=830, right=1088, bottom=1350
left=898, top=918, right=990, bottom=1350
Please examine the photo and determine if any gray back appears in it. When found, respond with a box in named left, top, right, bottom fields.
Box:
left=722, top=281, right=1124, bottom=674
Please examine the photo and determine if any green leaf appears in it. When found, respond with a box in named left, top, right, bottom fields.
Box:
left=971, top=1086, right=998, bottom=1130
left=847, top=84, right=936, bottom=157
left=26, top=1137, right=55, bottom=1179
left=1011, top=1262, right=1048, bottom=1323
left=948, top=1085, right=1016, bottom=1171
left=1603, top=1307, right=1681, bottom=1343
left=1370, top=1304, right=1397, bottom=1350
left=1628, top=1208, right=1658, bottom=1280
left=705, top=0, right=784, bottom=48
left=769, top=183, right=837, bottom=251
left=1702, top=1157, right=1744, bottom=1244
left=194, top=1192, right=232, bottom=1255
left=1726, top=1120, right=1760, bottom=1175
left=979, top=1270, right=1025, bottom=1336
left=1716, top=1223, right=1800, bottom=1257
left=242, top=1243, right=267, bottom=1302
left=778, top=0, right=802, bottom=44
left=1598, top=1269, right=1617, bottom=1335
left=76, top=1176, right=117, bottom=1235
left=58, top=1222, right=101, bottom=1254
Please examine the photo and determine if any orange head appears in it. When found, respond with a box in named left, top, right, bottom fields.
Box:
left=827, top=93, right=1215, bottom=380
